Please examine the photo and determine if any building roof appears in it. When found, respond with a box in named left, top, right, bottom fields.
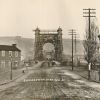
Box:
left=0, top=44, right=21, bottom=52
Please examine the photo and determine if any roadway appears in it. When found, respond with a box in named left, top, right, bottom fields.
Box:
left=0, top=62, right=100, bottom=100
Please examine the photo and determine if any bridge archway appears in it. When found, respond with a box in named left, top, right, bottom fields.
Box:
left=33, top=27, right=63, bottom=62
left=43, top=43, right=55, bottom=60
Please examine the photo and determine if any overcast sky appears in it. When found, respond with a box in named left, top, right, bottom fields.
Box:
left=0, top=0, right=100, bottom=39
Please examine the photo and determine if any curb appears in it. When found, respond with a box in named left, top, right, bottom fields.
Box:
left=69, top=69, right=100, bottom=83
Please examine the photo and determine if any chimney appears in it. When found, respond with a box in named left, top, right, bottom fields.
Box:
left=12, top=44, right=17, bottom=47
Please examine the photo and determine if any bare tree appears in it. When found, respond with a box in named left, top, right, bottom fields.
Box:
left=83, top=18, right=99, bottom=63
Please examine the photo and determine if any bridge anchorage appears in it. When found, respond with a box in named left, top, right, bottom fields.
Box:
left=33, top=27, right=63, bottom=63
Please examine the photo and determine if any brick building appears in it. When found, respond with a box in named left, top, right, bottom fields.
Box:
left=0, top=44, right=21, bottom=70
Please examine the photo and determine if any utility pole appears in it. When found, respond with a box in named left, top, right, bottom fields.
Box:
left=83, top=8, right=96, bottom=80
left=69, top=29, right=76, bottom=71
left=74, top=34, right=77, bottom=54
left=83, top=8, right=96, bottom=40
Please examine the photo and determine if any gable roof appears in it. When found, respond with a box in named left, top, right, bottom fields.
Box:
left=0, top=45, right=21, bottom=52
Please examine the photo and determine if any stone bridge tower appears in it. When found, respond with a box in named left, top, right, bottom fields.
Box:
left=33, top=27, right=63, bottom=62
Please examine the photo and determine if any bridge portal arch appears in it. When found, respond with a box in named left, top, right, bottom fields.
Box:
left=33, top=27, right=63, bottom=62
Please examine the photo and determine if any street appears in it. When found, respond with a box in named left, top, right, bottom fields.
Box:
left=0, top=63, right=100, bottom=100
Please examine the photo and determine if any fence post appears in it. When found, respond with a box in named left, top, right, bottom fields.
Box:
left=88, top=63, right=91, bottom=80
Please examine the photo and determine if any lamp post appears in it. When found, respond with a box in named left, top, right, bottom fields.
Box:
left=10, top=54, right=13, bottom=80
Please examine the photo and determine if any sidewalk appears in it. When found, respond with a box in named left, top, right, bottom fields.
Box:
left=0, top=61, right=44, bottom=85
left=0, top=70, right=32, bottom=92
left=0, top=68, right=26, bottom=85
left=0, top=62, right=43, bottom=91
left=62, top=66, right=100, bottom=83
left=60, top=68, right=100, bottom=91
left=61, top=66, right=88, bottom=79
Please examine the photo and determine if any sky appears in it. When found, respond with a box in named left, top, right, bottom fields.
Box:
left=0, top=0, right=100, bottom=40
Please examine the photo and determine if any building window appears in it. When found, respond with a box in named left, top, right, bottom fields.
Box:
left=1, top=51, right=5, bottom=57
left=14, top=61, right=18, bottom=67
left=99, top=48, right=100, bottom=54
left=8, top=61, right=11, bottom=67
left=9, top=51, right=12, bottom=57
left=1, top=61, right=5, bottom=68
left=15, top=51, right=18, bottom=57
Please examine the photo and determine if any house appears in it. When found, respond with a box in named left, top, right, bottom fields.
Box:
left=0, top=44, right=21, bottom=70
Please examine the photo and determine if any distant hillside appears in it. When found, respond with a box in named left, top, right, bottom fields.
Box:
left=0, top=36, right=84, bottom=59
left=63, top=39, right=84, bottom=55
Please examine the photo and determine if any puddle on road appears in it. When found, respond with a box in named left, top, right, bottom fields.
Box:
left=67, top=83, right=81, bottom=88
left=4, top=89, right=14, bottom=95
left=76, top=79, right=85, bottom=83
